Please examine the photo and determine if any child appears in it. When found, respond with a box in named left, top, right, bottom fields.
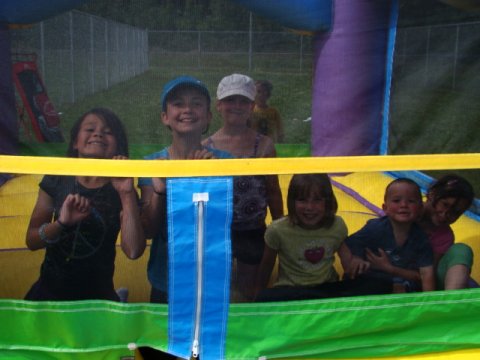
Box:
left=419, top=174, right=475, bottom=290
left=251, top=79, right=284, bottom=143
left=344, top=178, right=435, bottom=293
left=254, top=174, right=350, bottom=302
left=203, top=73, right=284, bottom=301
left=25, top=107, right=145, bottom=301
left=139, top=76, right=232, bottom=304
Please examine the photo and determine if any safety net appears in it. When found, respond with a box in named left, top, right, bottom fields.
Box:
left=1, top=0, right=480, bottom=359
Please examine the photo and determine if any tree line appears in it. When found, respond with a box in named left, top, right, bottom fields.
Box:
left=78, top=0, right=282, bottom=31
left=78, top=0, right=480, bottom=31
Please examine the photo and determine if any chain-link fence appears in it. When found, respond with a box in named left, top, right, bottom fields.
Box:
left=148, top=21, right=480, bottom=88
left=395, top=21, right=480, bottom=91
left=148, top=30, right=314, bottom=73
left=10, top=10, right=149, bottom=107
left=389, top=20, right=480, bottom=156
left=10, top=11, right=480, bottom=103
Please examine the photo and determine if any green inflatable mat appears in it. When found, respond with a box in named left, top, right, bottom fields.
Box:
left=2, top=289, right=480, bottom=359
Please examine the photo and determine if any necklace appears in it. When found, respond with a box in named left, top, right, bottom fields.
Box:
left=56, top=178, right=108, bottom=261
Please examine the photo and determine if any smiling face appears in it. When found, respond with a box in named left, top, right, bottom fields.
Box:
left=425, top=196, right=470, bottom=226
left=287, top=174, right=337, bottom=229
left=383, top=182, right=423, bottom=224
left=162, top=87, right=211, bottom=135
left=294, top=189, right=327, bottom=230
left=73, top=114, right=117, bottom=159
left=216, top=95, right=254, bottom=127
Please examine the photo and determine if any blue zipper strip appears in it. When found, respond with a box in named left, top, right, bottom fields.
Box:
left=167, top=177, right=233, bottom=360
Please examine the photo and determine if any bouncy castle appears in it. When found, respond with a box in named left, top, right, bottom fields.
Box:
left=1, top=0, right=480, bottom=359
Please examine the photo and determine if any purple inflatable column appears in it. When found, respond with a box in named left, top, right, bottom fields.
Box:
left=0, top=25, right=18, bottom=156
left=312, top=0, right=391, bottom=156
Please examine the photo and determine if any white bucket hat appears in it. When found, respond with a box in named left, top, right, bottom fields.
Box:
left=216, top=73, right=256, bottom=101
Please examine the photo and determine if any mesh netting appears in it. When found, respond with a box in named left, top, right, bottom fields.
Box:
left=1, top=1, right=480, bottom=359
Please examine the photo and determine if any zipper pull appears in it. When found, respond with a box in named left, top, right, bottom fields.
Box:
left=191, top=339, right=199, bottom=359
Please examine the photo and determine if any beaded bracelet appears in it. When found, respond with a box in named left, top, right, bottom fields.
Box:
left=38, top=223, right=61, bottom=245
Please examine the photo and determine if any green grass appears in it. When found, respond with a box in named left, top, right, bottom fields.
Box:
left=18, top=53, right=480, bottom=195
left=388, top=66, right=480, bottom=193
left=19, top=142, right=310, bottom=159
left=21, top=66, right=312, bottom=150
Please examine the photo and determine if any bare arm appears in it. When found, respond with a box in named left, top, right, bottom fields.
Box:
left=26, top=190, right=91, bottom=250
left=118, top=190, right=146, bottom=259
left=366, top=248, right=421, bottom=282
left=260, top=136, right=284, bottom=220
left=109, top=156, right=146, bottom=259
left=339, top=244, right=371, bottom=279
left=254, top=245, right=278, bottom=299
left=26, top=189, right=56, bottom=250
left=419, top=265, right=435, bottom=291
left=139, top=181, right=166, bottom=239
left=265, top=175, right=284, bottom=220
left=433, top=252, right=442, bottom=270
left=111, top=178, right=146, bottom=259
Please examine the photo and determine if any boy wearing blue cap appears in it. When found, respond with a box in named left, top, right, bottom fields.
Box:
left=138, top=76, right=232, bottom=304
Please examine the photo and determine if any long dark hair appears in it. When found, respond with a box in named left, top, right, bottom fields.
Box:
left=287, top=173, right=338, bottom=228
left=67, top=107, right=129, bottom=158
left=428, top=174, right=474, bottom=208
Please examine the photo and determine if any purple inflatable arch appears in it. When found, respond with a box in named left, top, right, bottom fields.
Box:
left=312, top=0, right=392, bottom=156
left=235, top=0, right=393, bottom=156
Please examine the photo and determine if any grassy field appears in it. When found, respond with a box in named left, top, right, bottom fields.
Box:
left=34, top=65, right=313, bottom=152
left=388, top=58, right=480, bottom=192
left=17, top=52, right=480, bottom=194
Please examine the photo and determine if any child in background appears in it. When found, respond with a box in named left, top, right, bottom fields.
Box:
left=419, top=174, right=475, bottom=290
left=344, top=178, right=435, bottom=293
left=251, top=79, right=284, bottom=143
left=254, top=174, right=350, bottom=302
left=25, top=107, right=145, bottom=301
left=139, top=76, right=232, bottom=304
left=203, top=73, right=284, bottom=301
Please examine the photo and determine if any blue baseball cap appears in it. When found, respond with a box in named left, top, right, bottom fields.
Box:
left=160, top=76, right=211, bottom=111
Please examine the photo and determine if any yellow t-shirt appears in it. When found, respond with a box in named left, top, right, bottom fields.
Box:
left=251, top=106, right=284, bottom=143
left=265, top=216, right=348, bottom=287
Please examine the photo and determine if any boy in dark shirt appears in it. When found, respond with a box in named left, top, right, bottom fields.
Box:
left=344, top=178, right=435, bottom=293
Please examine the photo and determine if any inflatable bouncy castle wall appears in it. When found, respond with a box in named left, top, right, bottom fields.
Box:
left=0, top=0, right=392, bottom=157
left=1, top=0, right=480, bottom=359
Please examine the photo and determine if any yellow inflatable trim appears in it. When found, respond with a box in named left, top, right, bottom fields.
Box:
left=1, top=153, right=480, bottom=177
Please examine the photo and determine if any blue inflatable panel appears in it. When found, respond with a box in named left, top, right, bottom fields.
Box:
left=167, top=177, right=233, bottom=360
left=0, top=0, right=87, bottom=24
left=232, top=0, right=332, bottom=32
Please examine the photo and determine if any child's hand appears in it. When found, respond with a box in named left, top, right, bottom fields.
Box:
left=191, top=148, right=215, bottom=159
left=58, top=194, right=91, bottom=226
left=346, top=255, right=370, bottom=279
left=150, top=157, right=167, bottom=194
left=110, top=155, right=134, bottom=194
left=365, top=248, right=393, bottom=273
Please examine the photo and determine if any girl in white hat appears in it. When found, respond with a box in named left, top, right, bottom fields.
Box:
left=203, top=73, right=284, bottom=301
